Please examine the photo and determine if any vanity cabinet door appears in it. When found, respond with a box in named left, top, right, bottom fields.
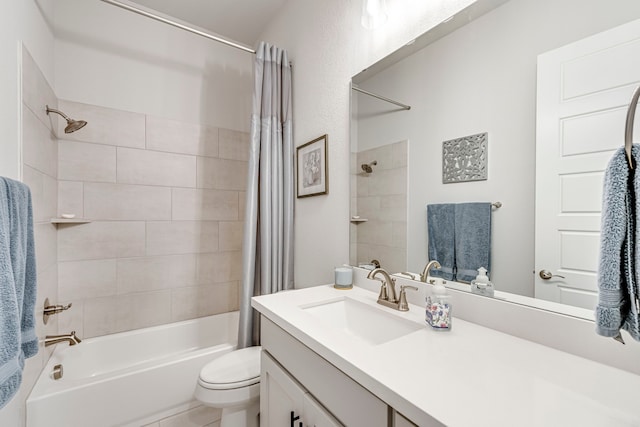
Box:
left=261, top=317, right=388, bottom=427
left=261, top=351, right=344, bottom=427
left=302, top=393, right=343, bottom=427
left=394, top=411, right=418, bottom=427
left=261, top=352, right=306, bottom=427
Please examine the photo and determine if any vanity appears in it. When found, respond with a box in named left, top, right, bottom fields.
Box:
left=253, top=282, right=640, bottom=426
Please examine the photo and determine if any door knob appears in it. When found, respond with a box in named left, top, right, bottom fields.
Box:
left=539, top=270, right=565, bottom=280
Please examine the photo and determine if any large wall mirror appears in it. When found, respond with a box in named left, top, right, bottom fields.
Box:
left=350, top=0, right=640, bottom=318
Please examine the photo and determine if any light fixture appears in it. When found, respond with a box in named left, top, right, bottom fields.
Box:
left=361, top=0, right=388, bottom=30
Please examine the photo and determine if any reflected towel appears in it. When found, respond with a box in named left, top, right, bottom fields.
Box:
left=0, top=177, right=38, bottom=409
left=427, top=204, right=455, bottom=280
left=455, top=202, right=492, bottom=282
left=596, top=145, right=640, bottom=341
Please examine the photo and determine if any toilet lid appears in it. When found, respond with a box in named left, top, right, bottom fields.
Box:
left=199, top=346, right=261, bottom=390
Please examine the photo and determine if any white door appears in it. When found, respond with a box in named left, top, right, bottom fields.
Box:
left=535, top=18, right=640, bottom=309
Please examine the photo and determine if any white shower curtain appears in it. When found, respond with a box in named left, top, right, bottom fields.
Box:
left=238, top=42, right=294, bottom=348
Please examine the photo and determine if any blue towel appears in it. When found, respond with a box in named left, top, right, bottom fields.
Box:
left=0, top=177, right=38, bottom=409
left=596, top=145, right=640, bottom=341
left=427, top=204, right=456, bottom=280
left=455, top=202, right=492, bottom=282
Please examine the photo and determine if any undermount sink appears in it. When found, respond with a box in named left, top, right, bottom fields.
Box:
left=302, top=296, right=422, bottom=346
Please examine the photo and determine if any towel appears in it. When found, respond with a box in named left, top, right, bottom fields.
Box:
left=454, top=202, right=492, bottom=282
left=596, top=145, right=640, bottom=341
left=427, top=204, right=456, bottom=280
left=0, top=177, right=38, bottom=409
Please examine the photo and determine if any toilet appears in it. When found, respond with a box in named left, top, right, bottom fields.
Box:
left=195, top=346, right=262, bottom=427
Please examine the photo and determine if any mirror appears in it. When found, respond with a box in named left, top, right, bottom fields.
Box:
left=350, top=0, right=640, bottom=318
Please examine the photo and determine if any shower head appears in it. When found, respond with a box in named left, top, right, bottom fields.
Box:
left=361, top=160, right=377, bottom=173
left=46, top=105, right=88, bottom=134
left=64, top=119, right=88, bottom=134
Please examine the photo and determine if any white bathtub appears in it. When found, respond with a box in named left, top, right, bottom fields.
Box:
left=26, top=311, right=238, bottom=427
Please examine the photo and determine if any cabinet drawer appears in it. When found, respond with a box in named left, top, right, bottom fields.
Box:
left=261, top=317, right=389, bottom=427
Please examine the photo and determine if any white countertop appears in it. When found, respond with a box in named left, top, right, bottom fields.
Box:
left=252, top=285, right=640, bottom=427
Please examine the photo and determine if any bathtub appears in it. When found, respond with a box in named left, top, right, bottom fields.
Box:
left=26, top=311, right=238, bottom=427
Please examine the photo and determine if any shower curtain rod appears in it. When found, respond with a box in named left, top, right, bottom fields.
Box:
left=100, top=0, right=257, bottom=54
left=351, top=86, right=411, bottom=110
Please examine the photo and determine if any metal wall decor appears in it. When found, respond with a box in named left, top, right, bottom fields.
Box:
left=442, top=132, right=488, bottom=183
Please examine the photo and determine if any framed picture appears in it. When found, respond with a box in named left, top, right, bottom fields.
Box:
left=297, top=134, right=328, bottom=198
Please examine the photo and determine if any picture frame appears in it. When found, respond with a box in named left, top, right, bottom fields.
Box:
left=297, top=134, right=328, bottom=198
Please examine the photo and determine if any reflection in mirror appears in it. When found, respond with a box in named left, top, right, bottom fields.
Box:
left=350, top=0, right=640, bottom=318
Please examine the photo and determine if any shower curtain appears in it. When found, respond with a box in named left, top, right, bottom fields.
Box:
left=238, top=42, right=294, bottom=348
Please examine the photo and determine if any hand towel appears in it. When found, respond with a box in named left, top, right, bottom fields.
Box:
left=0, top=177, right=38, bottom=409
left=596, top=145, right=640, bottom=341
left=427, top=204, right=456, bottom=280
left=454, top=202, right=492, bottom=282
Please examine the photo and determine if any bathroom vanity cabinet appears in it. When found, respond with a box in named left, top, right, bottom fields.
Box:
left=260, top=317, right=418, bottom=427
left=253, top=284, right=640, bottom=426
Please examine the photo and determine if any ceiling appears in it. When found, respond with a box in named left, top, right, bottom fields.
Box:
left=129, top=0, right=288, bottom=47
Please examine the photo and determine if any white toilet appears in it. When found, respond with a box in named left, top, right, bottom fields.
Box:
left=195, top=346, right=262, bottom=427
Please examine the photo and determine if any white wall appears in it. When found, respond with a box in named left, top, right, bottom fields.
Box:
left=0, top=0, right=55, bottom=180
left=259, top=0, right=478, bottom=287
left=54, top=0, right=253, bottom=131
left=355, top=0, right=640, bottom=297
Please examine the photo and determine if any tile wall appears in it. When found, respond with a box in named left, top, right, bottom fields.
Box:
left=351, top=140, right=407, bottom=273
left=17, top=45, right=59, bottom=415
left=12, top=44, right=247, bottom=427
left=56, top=100, right=249, bottom=338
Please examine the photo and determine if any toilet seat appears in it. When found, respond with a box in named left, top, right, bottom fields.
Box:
left=198, top=346, right=261, bottom=390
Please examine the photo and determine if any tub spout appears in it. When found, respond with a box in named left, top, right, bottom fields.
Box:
left=44, top=331, right=82, bottom=347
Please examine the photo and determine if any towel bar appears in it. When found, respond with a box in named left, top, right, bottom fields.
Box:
left=624, top=85, right=640, bottom=169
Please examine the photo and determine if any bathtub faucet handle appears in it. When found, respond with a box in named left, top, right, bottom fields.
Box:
left=43, top=298, right=73, bottom=324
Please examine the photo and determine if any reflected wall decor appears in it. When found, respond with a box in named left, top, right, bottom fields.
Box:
left=297, top=134, right=328, bottom=197
left=442, top=132, right=488, bottom=183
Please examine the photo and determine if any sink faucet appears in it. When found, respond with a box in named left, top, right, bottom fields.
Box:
left=367, top=267, right=397, bottom=302
left=367, top=268, right=418, bottom=311
left=420, top=260, right=441, bottom=283
left=44, top=331, right=82, bottom=347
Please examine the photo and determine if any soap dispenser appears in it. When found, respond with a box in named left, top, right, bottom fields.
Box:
left=425, top=280, right=452, bottom=331
left=470, top=267, right=494, bottom=298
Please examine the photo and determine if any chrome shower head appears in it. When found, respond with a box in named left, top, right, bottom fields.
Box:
left=46, top=105, right=88, bottom=134
left=361, top=160, right=377, bottom=173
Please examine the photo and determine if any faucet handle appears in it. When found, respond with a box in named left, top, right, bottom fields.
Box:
left=398, top=285, right=419, bottom=311
left=43, top=298, right=73, bottom=325
left=399, top=272, right=419, bottom=280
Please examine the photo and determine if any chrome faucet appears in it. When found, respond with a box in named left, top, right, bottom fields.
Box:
left=421, top=260, right=441, bottom=283
left=44, top=331, right=82, bottom=347
left=367, top=268, right=418, bottom=311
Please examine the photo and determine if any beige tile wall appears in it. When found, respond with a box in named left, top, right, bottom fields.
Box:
left=19, top=45, right=59, bottom=409
left=351, top=141, right=407, bottom=273
left=57, top=100, right=248, bottom=338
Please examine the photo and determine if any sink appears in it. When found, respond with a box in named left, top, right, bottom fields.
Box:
left=302, top=297, right=422, bottom=345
